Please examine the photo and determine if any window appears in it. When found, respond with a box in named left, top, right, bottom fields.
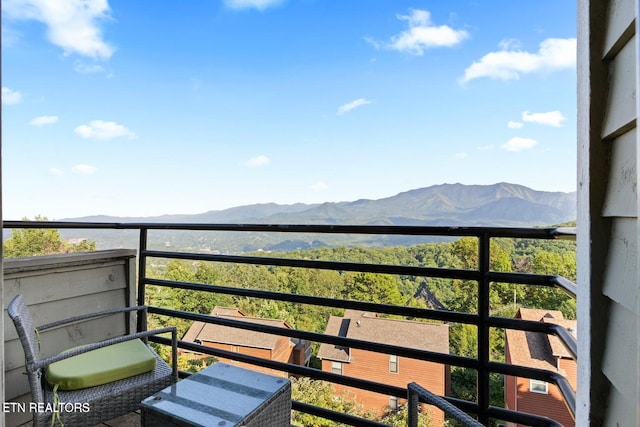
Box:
left=230, top=345, right=239, bottom=353
left=388, top=395, right=399, bottom=411
left=530, top=379, right=548, bottom=394
left=389, top=355, right=398, bottom=373
left=331, top=361, right=343, bottom=375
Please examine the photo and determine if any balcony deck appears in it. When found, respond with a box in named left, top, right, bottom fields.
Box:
left=3, top=221, right=577, bottom=427
left=96, top=413, right=141, bottom=427
left=16, top=412, right=141, bottom=427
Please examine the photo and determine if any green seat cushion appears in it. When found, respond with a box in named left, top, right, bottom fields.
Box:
left=45, top=339, right=157, bottom=390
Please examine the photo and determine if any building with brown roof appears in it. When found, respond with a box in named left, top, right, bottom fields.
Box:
left=181, top=307, right=311, bottom=377
left=317, top=310, right=449, bottom=425
left=504, top=308, right=577, bottom=427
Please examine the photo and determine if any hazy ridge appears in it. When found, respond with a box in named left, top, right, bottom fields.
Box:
left=59, top=182, right=576, bottom=252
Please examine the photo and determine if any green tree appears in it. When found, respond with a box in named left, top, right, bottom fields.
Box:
left=343, top=272, right=403, bottom=305
left=290, top=377, right=365, bottom=427
left=378, top=403, right=433, bottom=427
left=3, top=216, right=96, bottom=257
left=257, top=300, right=296, bottom=327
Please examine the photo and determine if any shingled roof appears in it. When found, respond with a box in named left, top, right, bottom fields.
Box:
left=317, top=310, right=449, bottom=362
left=182, top=306, right=292, bottom=350
left=505, top=308, right=577, bottom=371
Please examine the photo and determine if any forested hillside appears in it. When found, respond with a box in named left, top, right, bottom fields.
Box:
left=56, top=183, right=576, bottom=252
left=147, top=232, right=576, bottom=426
left=2, top=216, right=575, bottom=425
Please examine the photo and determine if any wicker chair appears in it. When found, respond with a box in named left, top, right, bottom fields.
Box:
left=408, top=382, right=483, bottom=427
left=8, top=294, right=178, bottom=427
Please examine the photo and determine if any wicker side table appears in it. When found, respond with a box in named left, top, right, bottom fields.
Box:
left=141, top=363, right=291, bottom=427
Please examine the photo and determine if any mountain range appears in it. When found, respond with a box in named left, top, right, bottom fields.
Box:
left=61, top=183, right=576, bottom=253
left=67, top=182, right=576, bottom=226
left=60, top=183, right=576, bottom=252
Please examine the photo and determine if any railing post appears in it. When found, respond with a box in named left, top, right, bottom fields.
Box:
left=477, top=233, right=491, bottom=425
left=407, top=384, right=419, bottom=427
left=137, top=227, right=148, bottom=332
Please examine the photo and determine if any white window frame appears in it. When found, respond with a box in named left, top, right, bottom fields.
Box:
left=389, top=354, right=398, bottom=373
left=530, top=379, right=548, bottom=394
left=331, top=361, right=343, bottom=375
left=388, top=395, right=399, bottom=411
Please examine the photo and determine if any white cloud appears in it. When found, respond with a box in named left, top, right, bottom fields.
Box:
left=501, top=137, right=537, bottom=152
left=522, top=110, right=567, bottom=127
left=245, top=155, right=270, bottom=167
left=74, top=61, right=106, bottom=74
left=48, top=168, right=64, bottom=176
left=454, top=152, right=468, bottom=159
left=498, top=38, right=522, bottom=50
left=507, top=121, right=524, bottom=129
left=75, top=120, right=135, bottom=140
left=2, top=86, right=22, bottom=105
left=461, top=37, right=576, bottom=83
left=337, top=98, right=372, bottom=115
left=477, top=144, right=495, bottom=151
left=224, top=0, right=283, bottom=11
left=368, top=9, right=468, bottom=55
left=2, top=0, right=114, bottom=59
left=29, top=115, right=59, bottom=126
left=310, top=181, right=329, bottom=191
left=72, top=164, right=97, bottom=174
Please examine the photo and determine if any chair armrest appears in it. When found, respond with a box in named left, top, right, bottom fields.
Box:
left=37, top=306, right=148, bottom=332
left=32, top=326, right=177, bottom=372
left=408, top=382, right=483, bottom=427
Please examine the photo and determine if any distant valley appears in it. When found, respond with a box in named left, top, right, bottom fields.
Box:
left=59, top=182, right=576, bottom=253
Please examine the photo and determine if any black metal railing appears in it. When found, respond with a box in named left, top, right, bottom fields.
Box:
left=4, top=221, right=577, bottom=426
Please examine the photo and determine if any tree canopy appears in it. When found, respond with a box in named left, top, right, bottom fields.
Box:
left=3, top=216, right=96, bottom=258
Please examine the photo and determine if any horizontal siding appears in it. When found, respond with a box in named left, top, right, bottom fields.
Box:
left=5, top=313, right=127, bottom=397
left=599, top=3, right=639, bottom=426
left=3, top=251, right=136, bottom=427
left=603, top=0, right=636, bottom=58
left=601, top=303, right=638, bottom=403
left=4, top=288, right=128, bottom=343
left=271, top=336, right=294, bottom=363
left=515, top=377, right=574, bottom=427
left=581, top=0, right=638, bottom=425
left=204, top=342, right=288, bottom=377
left=324, top=348, right=446, bottom=425
left=602, top=129, right=637, bottom=217
left=603, top=381, right=639, bottom=427
left=559, top=358, right=578, bottom=392
left=602, top=218, right=639, bottom=313
left=4, top=262, right=130, bottom=311
left=505, top=375, right=517, bottom=412
left=602, top=34, right=637, bottom=139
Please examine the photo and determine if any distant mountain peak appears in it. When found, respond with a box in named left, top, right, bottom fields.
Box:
left=62, top=182, right=576, bottom=228
left=59, top=182, right=576, bottom=252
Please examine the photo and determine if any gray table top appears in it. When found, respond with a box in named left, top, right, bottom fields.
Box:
left=141, top=363, right=290, bottom=427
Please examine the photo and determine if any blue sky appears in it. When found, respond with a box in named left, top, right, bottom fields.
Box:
left=2, top=0, right=577, bottom=220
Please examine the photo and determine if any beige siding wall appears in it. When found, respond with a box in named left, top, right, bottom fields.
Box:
left=578, top=0, right=639, bottom=425
left=3, top=250, right=136, bottom=427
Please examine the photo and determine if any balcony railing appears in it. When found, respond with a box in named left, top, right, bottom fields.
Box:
left=4, top=221, right=577, bottom=427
